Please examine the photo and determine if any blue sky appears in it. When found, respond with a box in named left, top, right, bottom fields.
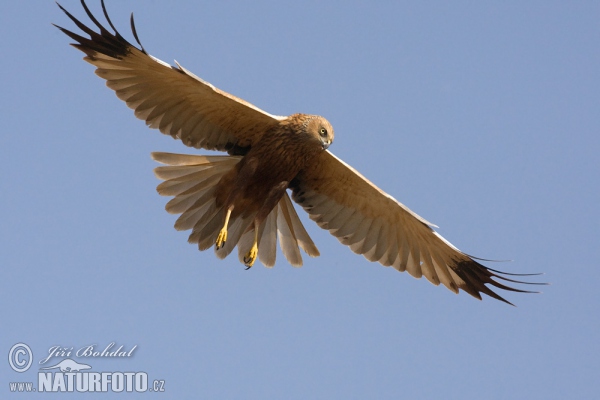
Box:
left=1, top=1, right=598, bottom=398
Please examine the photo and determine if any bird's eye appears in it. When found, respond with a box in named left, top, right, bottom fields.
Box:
left=319, top=128, right=327, bottom=137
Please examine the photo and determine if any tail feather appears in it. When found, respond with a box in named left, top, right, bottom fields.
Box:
left=194, top=206, right=225, bottom=251
left=166, top=185, right=216, bottom=215
left=277, top=202, right=303, bottom=267
left=152, top=152, right=319, bottom=267
left=156, top=169, right=223, bottom=196
left=258, top=207, right=278, bottom=267
left=281, top=195, right=320, bottom=257
left=154, top=164, right=215, bottom=180
left=174, top=195, right=215, bottom=231
left=152, top=152, right=233, bottom=166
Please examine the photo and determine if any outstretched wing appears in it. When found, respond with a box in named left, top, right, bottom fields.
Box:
left=291, top=150, right=539, bottom=304
left=55, top=0, right=282, bottom=153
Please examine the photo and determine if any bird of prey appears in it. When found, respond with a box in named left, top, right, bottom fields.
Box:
left=55, top=0, right=540, bottom=304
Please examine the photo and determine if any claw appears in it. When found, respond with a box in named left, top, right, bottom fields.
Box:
left=215, top=228, right=227, bottom=250
left=243, top=242, right=258, bottom=268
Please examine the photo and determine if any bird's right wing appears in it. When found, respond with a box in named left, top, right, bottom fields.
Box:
left=291, top=150, right=540, bottom=304
left=55, top=1, right=283, bottom=153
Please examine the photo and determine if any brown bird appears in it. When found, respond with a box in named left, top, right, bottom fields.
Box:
left=55, top=0, right=540, bottom=304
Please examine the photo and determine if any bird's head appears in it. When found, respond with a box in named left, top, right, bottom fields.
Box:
left=303, top=115, right=334, bottom=150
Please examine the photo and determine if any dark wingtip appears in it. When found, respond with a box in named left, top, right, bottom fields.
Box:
left=467, top=253, right=513, bottom=263
left=100, top=0, right=125, bottom=40
left=79, top=0, right=112, bottom=38
left=452, top=257, right=546, bottom=306
left=55, top=0, right=143, bottom=59
left=130, top=12, right=147, bottom=54
left=55, top=1, right=67, bottom=13
left=487, top=266, right=546, bottom=277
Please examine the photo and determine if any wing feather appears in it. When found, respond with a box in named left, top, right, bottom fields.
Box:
left=348, top=218, right=373, bottom=253
left=372, top=222, right=391, bottom=264
left=420, top=249, right=440, bottom=286
left=381, top=225, right=399, bottom=267
left=361, top=217, right=383, bottom=260
left=291, top=150, right=539, bottom=304
left=55, top=0, right=282, bottom=153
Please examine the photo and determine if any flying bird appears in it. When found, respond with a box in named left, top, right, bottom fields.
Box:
left=55, top=0, right=541, bottom=304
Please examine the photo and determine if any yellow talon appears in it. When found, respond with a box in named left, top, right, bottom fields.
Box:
left=243, top=226, right=259, bottom=269
left=243, top=243, right=258, bottom=269
left=215, top=208, right=232, bottom=250
left=215, top=229, right=227, bottom=250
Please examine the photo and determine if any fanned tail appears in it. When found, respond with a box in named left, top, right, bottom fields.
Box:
left=152, top=152, right=319, bottom=267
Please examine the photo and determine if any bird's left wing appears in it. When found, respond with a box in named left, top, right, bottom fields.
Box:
left=55, top=1, right=282, bottom=152
left=290, top=150, right=538, bottom=304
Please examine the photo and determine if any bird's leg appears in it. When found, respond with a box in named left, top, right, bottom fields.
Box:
left=215, top=207, right=233, bottom=250
left=216, top=157, right=258, bottom=252
left=243, top=220, right=260, bottom=269
left=243, top=181, right=289, bottom=269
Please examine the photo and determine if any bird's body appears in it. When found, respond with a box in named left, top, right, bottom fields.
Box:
left=210, top=113, right=332, bottom=266
left=216, top=114, right=332, bottom=220
left=55, top=0, right=541, bottom=304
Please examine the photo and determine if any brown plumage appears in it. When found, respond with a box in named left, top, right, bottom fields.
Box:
left=55, top=0, right=542, bottom=304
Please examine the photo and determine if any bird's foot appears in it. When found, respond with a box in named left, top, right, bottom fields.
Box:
left=215, top=228, right=227, bottom=250
left=243, top=243, right=258, bottom=269
left=215, top=208, right=232, bottom=250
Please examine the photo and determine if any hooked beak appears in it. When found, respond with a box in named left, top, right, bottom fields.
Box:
left=321, top=139, right=331, bottom=150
